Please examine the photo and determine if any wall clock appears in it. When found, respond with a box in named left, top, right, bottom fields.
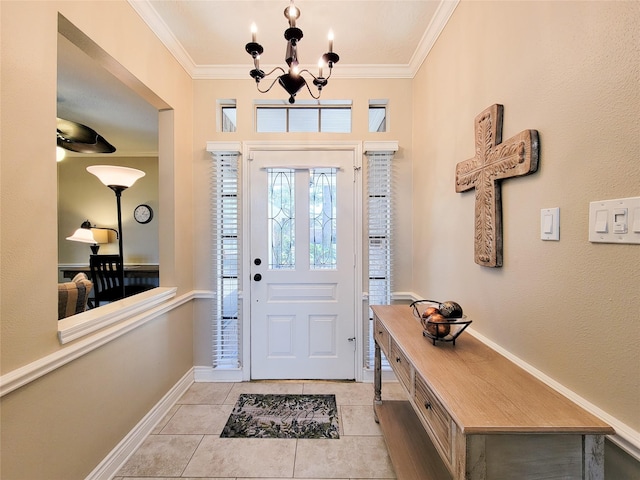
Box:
left=133, top=204, right=154, bottom=224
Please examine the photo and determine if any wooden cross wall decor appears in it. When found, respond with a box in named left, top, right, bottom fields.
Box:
left=455, top=104, right=539, bottom=267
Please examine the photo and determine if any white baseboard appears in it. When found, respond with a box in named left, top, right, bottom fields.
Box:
left=193, top=365, right=397, bottom=385
left=194, top=365, right=244, bottom=382
left=85, top=368, right=194, bottom=480
left=467, top=328, right=640, bottom=461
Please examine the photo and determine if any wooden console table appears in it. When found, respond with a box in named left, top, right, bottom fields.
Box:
left=372, top=305, right=614, bottom=480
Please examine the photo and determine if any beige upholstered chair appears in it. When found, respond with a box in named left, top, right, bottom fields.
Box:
left=58, top=273, right=93, bottom=320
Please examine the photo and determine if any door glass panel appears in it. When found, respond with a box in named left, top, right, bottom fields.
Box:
left=309, top=168, right=337, bottom=269
left=268, top=168, right=295, bottom=269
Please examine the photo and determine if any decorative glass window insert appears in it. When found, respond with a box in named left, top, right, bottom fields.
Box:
left=369, top=100, right=387, bottom=132
left=309, top=168, right=337, bottom=269
left=268, top=169, right=295, bottom=269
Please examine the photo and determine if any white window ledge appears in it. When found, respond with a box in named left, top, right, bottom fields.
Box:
left=58, top=287, right=177, bottom=344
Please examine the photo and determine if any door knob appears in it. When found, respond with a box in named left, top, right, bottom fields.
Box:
left=254, top=273, right=262, bottom=281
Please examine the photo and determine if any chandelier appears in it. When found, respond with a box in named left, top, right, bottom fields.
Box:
left=245, top=1, right=339, bottom=104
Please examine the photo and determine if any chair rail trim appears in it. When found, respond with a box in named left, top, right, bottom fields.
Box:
left=0, top=287, right=190, bottom=398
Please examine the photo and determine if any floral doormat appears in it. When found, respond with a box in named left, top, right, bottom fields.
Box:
left=221, top=393, right=340, bottom=439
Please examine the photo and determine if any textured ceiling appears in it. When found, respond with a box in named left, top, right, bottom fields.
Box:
left=57, top=0, right=458, bottom=156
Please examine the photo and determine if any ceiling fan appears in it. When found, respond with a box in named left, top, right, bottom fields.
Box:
left=57, top=117, right=116, bottom=153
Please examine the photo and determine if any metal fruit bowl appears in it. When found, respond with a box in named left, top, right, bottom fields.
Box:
left=410, top=299, right=472, bottom=346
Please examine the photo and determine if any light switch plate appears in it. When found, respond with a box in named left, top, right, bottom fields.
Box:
left=541, top=207, right=560, bottom=240
left=589, top=197, right=640, bottom=244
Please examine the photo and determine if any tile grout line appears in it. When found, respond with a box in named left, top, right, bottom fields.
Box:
left=178, top=433, right=206, bottom=479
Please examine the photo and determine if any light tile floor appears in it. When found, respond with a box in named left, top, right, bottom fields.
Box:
left=114, top=380, right=408, bottom=480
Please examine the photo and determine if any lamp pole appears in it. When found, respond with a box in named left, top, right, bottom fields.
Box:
left=110, top=185, right=127, bottom=298
left=86, top=165, right=145, bottom=301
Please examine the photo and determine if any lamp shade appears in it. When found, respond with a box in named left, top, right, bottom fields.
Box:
left=87, top=165, right=145, bottom=188
left=90, top=228, right=110, bottom=244
left=66, top=228, right=97, bottom=244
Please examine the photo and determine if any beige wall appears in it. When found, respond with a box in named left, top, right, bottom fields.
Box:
left=0, top=2, right=194, bottom=478
left=411, top=0, right=638, bottom=474
left=2, top=0, right=638, bottom=477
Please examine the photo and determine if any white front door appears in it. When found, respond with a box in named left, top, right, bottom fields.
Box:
left=249, top=149, right=356, bottom=379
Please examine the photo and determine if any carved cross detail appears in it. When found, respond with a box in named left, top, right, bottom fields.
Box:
left=455, top=104, right=539, bottom=267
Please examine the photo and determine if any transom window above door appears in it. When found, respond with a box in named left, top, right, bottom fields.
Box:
left=255, top=100, right=352, bottom=133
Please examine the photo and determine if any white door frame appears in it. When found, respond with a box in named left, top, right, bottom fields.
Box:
left=241, top=141, right=363, bottom=381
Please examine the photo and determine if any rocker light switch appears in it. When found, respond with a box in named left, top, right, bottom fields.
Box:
left=633, top=208, right=640, bottom=233
left=540, top=207, right=560, bottom=241
left=594, top=210, right=608, bottom=233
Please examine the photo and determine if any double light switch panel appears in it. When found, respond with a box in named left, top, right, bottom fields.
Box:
left=589, top=196, right=640, bottom=244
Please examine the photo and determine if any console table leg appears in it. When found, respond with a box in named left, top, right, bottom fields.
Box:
left=374, top=341, right=382, bottom=423
left=465, top=434, right=487, bottom=480
left=583, top=435, right=605, bottom=480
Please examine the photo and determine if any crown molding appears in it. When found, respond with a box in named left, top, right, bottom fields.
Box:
left=191, top=63, right=420, bottom=80
left=407, top=0, right=459, bottom=76
left=127, top=0, right=197, bottom=76
left=130, top=0, right=460, bottom=80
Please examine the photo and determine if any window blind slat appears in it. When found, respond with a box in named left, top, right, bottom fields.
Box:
left=211, top=152, right=241, bottom=369
left=365, top=151, right=395, bottom=370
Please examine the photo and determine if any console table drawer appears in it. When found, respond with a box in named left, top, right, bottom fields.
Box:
left=374, top=317, right=391, bottom=358
left=390, top=340, right=412, bottom=391
left=415, top=373, right=452, bottom=462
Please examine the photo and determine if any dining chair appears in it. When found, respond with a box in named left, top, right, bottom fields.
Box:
left=89, top=254, right=125, bottom=306
left=89, top=255, right=152, bottom=306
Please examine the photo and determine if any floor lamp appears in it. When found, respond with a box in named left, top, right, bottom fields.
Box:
left=87, top=165, right=145, bottom=298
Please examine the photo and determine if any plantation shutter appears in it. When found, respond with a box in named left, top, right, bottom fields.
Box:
left=364, top=144, right=397, bottom=369
left=210, top=148, right=241, bottom=369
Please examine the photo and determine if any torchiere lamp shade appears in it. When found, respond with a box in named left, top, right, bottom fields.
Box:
left=86, top=165, right=145, bottom=188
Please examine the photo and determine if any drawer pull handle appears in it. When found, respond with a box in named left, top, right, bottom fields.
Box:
left=425, top=402, right=432, bottom=410
left=395, top=357, right=401, bottom=363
